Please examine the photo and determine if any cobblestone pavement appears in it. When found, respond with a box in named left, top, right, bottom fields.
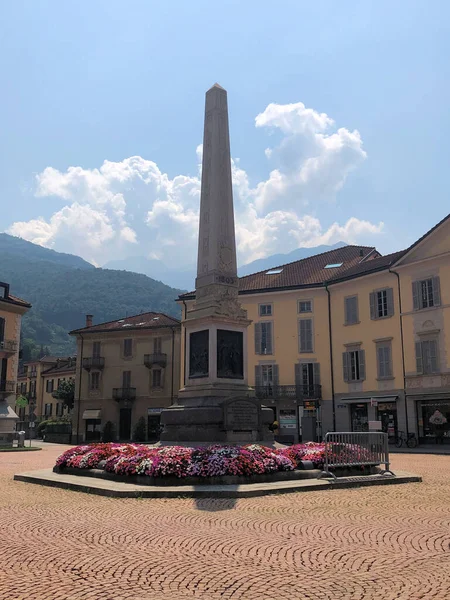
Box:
left=1, top=446, right=449, bottom=600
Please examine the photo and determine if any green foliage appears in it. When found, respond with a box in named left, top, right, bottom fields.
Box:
left=37, top=420, right=51, bottom=437
left=53, top=379, right=75, bottom=410
left=1, top=233, right=182, bottom=355
left=102, top=421, right=116, bottom=442
left=133, top=417, right=147, bottom=442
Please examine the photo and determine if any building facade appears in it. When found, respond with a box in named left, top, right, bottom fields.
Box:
left=180, top=214, right=450, bottom=445
left=0, top=281, right=30, bottom=444
left=70, top=313, right=181, bottom=443
left=40, top=357, right=76, bottom=420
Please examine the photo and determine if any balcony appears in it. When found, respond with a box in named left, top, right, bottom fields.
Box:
left=144, top=353, right=167, bottom=368
left=0, top=380, right=16, bottom=397
left=0, top=339, right=18, bottom=354
left=83, top=356, right=105, bottom=370
left=112, top=387, right=136, bottom=401
left=254, top=384, right=322, bottom=401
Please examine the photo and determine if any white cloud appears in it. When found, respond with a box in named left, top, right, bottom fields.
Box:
left=7, top=100, right=382, bottom=270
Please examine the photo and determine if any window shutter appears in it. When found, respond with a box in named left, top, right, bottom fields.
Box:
left=299, top=319, right=313, bottom=352
left=377, top=346, right=384, bottom=378
left=415, top=342, right=423, bottom=374
left=358, top=350, right=366, bottom=381
left=264, top=322, right=273, bottom=355
left=345, top=297, right=358, bottom=324
left=385, top=346, right=392, bottom=377
left=412, top=281, right=420, bottom=310
left=123, top=371, right=131, bottom=388
left=345, top=299, right=351, bottom=324
left=429, top=340, right=439, bottom=373
left=313, top=362, right=321, bottom=386
left=254, top=323, right=262, bottom=355
left=432, top=276, right=441, bottom=306
left=386, top=288, right=394, bottom=317
left=272, top=364, right=279, bottom=392
left=369, top=292, right=376, bottom=320
left=0, top=317, right=4, bottom=342
left=255, top=365, right=262, bottom=387
left=343, top=352, right=350, bottom=382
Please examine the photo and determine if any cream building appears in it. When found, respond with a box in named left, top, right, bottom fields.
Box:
left=179, top=214, right=450, bottom=445
left=70, top=312, right=181, bottom=443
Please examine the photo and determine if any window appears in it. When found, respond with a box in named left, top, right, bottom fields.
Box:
left=370, top=288, right=394, bottom=319
left=56, top=402, right=63, bottom=417
left=377, top=344, right=392, bottom=378
left=413, top=277, right=441, bottom=310
left=295, top=362, right=320, bottom=397
left=122, top=370, right=131, bottom=388
left=45, top=379, right=54, bottom=393
left=152, top=369, right=162, bottom=388
left=254, top=322, right=273, bottom=355
left=123, top=339, right=133, bottom=357
left=153, top=337, right=162, bottom=354
left=259, top=304, right=272, bottom=317
left=265, top=268, right=283, bottom=275
left=345, top=296, right=359, bottom=325
left=343, top=349, right=366, bottom=382
left=0, top=317, right=4, bottom=342
left=299, top=319, right=313, bottom=353
left=254, top=364, right=279, bottom=394
left=90, top=372, right=100, bottom=390
left=44, top=403, right=52, bottom=417
left=324, top=263, right=343, bottom=269
left=416, top=340, right=439, bottom=374
left=298, top=300, right=312, bottom=313
left=92, top=341, right=101, bottom=358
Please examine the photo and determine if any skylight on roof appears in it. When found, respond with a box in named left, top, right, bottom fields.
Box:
left=324, top=263, right=343, bottom=269
left=265, top=268, right=283, bottom=275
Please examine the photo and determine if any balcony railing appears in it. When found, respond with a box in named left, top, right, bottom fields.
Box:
left=83, top=356, right=105, bottom=370
left=112, top=387, right=137, bottom=401
left=0, top=380, right=16, bottom=396
left=0, top=339, right=18, bottom=354
left=144, top=353, right=167, bottom=368
left=254, top=384, right=322, bottom=401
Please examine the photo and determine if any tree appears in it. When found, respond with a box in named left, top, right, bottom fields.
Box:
left=53, top=379, right=75, bottom=410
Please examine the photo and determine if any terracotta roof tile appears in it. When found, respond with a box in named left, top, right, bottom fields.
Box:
left=70, top=311, right=180, bottom=335
left=0, top=294, right=31, bottom=308
left=328, top=250, right=407, bottom=283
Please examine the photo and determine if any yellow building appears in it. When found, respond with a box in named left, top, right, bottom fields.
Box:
left=70, top=312, right=181, bottom=443
left=180, top=214, right=450, bottom=445
left=0, top=280, right=30, bottom=444
left=40, top=357, right=76, bottom=420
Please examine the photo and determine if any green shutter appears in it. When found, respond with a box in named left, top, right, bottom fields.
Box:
left=254, top=323, right=262, bottom=355
left=358, top=350, right=366, bottom=381
left=415, top=342, right=423, bottom=374
left=432, top=276, right=441, bottom=306
left=412, top=281, right=420, bottom=310
left=343, top=352, right=350, bottom=382
left=386, top=288, right=394, bottom=317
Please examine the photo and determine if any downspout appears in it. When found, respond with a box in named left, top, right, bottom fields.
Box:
left=182, top=300, right=188, bottom=387
left=389, top=268, right=409, bottom=436
left=76, top=333, right=84, bottom=443
left=325, top=284, right=336, bottom=431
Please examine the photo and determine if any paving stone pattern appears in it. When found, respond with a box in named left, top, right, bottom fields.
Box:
left=1, top=446, right=449, bottom=600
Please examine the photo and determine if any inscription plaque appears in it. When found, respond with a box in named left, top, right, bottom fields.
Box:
left=189, top=330, right=209, bottom=378
left=224, top=399, right=259, bottom=431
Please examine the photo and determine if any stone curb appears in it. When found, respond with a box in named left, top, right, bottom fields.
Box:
left=13, top=469, right=422, bottom=499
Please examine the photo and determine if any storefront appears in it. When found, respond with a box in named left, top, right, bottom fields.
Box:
left=335, top=396, right=399, bottom=436
left=416, top=398, right=450, bottom=444
left=82, top=409, right=102, bottom=442
left=376, top=402, right=398, bottom=442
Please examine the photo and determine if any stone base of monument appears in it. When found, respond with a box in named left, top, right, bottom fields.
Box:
left=159, top=396, right=274, bottom=445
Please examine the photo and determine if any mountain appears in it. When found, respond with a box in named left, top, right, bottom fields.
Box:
left=104, top=242, right=348, bottom=290
left=1, top=235, right=184, bottom=357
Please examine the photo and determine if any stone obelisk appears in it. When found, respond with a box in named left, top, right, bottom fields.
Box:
left=160, top=84, right=273, bottom=444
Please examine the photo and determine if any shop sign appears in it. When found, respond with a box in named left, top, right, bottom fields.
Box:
left=378, top=403, right=396, bottom=411
left=148, top=408, right=162, bottom=415
left=279, top=409, right=297, bottom=429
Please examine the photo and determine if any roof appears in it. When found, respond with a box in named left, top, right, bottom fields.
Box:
left=0, top=293, right=31, bottom=309
left=328, top=250, right=407, bottom=283
left=41, top=358, right=77, bottom=376
left=70, top=311, right=180, bottom=335
left=180, top=246, right=379, bottom=298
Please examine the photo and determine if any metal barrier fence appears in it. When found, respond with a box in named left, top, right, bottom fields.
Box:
left=320, top=432, right=394, bottom=480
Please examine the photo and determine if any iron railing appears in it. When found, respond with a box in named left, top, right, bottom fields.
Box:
left=144, top=353, right=167, bottom=368
left=82, top=356, right=105, bottom=370
left=0, top=339, right=18, bottom=353
left=254, top=384, right=322, bottom=401
left=320, top=432, right=394, bottom=480
left=112, top=387, right=137, bottom=401
left=0, top=380, right=16, bottom=395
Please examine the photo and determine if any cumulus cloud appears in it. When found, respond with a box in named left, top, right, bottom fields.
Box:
left=7, top=100, right=382, bottom=268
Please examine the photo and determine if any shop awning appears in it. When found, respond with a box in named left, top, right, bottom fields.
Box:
left=82, top=409, right=101, bottom=419
left=339, top=396, right=398, bottom=405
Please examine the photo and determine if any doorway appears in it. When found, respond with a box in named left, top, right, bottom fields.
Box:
left=119, top=408, right=132, bottom=440
left=147, top=415, right=161, bottom=443
left=377, top=403, right=398, bottom=442
left=350, top=403, right=368, bottom=432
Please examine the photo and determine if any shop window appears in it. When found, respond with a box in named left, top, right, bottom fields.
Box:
left=418, top=401, right=450, bottom=443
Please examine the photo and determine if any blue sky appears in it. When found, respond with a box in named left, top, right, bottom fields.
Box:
left=1, top=1, right=449, bottom=268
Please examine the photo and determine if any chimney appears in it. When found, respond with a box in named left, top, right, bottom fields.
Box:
left=86, top=314, right=93, bottom=328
